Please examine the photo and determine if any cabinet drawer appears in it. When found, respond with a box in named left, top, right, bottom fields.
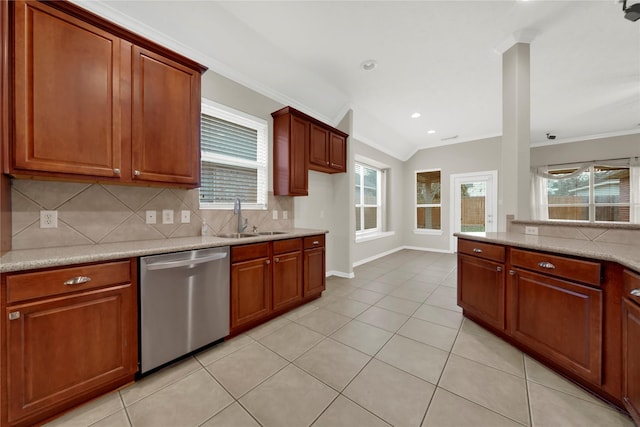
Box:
left=232, top=243, right=270, bottom=263
left=457, top=239, right=505, bottom=263
left=624, top=269, right=640, bottom=305
left=6, top=260, right=131, bottom=304
left=304, top=235, right=325, bottom=250
left=510, top=248, right=601, bottom=287
left=273, top=238, right=302, bottom=255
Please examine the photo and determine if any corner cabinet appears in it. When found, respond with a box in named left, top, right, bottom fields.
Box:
left=622, top=269, right=640, bottom=426
left=271, top=107, right=348, bottom=196
left=7, top=0, right=205, bottom=187
left=1, top=260, right=138, bottom=427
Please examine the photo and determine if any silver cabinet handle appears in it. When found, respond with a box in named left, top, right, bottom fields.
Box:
left=134, top=170, right=141, bottom=176
left=265, top=260, right=271, bottom=265
left=113, top=168, right=121, bottom=175
left=509, top=270, right=516, bottom=276
left=473, top=248, right=483, bottom=253
left=275, top=257, right=280, bottom=263
left=313, top=241, right=320, bottom=245
left=496, top=266, right=502, bottom=272
left=538, top=262, right=556, bottom=269
left=64, top=276, right=91, bottom=286
left=631, top=289, right=640, bottom=297
left=8, top=311, right=20, bottom=320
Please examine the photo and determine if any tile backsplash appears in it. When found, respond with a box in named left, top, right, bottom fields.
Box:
left=510, top=220, right=640, bottom=246
left=11, top=179, right=293, bottom=250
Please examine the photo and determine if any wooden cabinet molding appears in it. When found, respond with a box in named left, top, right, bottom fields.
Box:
left=5, top=0, right=206, bottom=187
left=0, top=0, right=11, bottom=254
left=623, top=269, right=640, bottom=426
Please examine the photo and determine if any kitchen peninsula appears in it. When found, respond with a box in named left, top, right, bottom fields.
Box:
left=456, top=220, right=640, bottom=426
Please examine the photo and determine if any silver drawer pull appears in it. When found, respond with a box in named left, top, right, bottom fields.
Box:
left=473, top=248, right=483, bottom=253
left=313, top=241, right=320, bottom=245
left=64, top=276, right=92, bottom=286
left=8, top=311, right=20, bottom=320
left=538, top=262, right=556, bottom=269
left=496, top=266, right=502, bottom=272
left=631, top=289, right=640, bottom=297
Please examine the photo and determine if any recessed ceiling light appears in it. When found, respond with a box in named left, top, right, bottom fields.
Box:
left=360, top=59, right=377, bottom=71
left=411, top=112, right=421, bottom=119
left=427, top=129, right=436, bottom=134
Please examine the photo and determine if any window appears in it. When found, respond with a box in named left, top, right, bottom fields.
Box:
left=416, top=170, right=441, bottom=232
left=355, top=162, right=382, bottom=234
left=199, top=100, right=267, bottom=209
left=537, top=164, right=635, bottom=223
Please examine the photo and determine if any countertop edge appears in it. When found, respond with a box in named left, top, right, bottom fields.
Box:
left=454, top=232, right=640, bottom=272
left=0, top=229, right=328, bottom=273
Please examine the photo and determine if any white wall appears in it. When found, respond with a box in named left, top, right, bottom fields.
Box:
left=403, top=137, right=502, bottom=253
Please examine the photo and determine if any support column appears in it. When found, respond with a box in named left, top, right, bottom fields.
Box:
left=500, top=42, right=531, bottom=231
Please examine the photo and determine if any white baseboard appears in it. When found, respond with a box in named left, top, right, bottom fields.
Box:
left=326, top=270, right=355, bottom=279
left=352, top=246, right=405, bottom=268
left=402, top=245, right=454, bottom=254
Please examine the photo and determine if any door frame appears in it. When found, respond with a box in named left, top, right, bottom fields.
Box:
left=449, top=170, right=498, bottom=252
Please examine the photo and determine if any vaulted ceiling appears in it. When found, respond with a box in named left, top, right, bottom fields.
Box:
left=76, top=0, right=640, bottom=160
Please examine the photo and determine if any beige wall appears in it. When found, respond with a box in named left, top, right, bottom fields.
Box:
left=531, top=133, right=640, bottom=167
left=352, top=139, right=405, bottom=265
left=403, top=137, right=502, bottom=252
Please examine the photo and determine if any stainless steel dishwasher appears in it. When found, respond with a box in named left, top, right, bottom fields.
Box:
left=139, top=246, right=230, bottom=374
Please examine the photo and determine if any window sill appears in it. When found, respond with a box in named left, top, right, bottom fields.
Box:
left=413, top=229, right=443, bottom=236
left=355, top=231, right=395, bottom=243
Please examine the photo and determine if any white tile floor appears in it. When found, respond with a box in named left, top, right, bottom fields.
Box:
left=46, top=250, right=634, bottom=427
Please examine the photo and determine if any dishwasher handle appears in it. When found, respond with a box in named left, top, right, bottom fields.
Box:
left=145, top=252, right=228, bottom=271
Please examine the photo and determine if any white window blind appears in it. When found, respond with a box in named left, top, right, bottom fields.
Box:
left=200, top=100, right=267, bottom=210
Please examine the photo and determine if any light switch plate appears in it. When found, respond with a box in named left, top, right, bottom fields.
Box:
left=40, top=210, right=57, bottom=228
left=272, top=210, right=278, bottom=220
left=145, top=210, right=156, bottom=224
left=282, top=210, right=288, bottom=220
left=181, top=210, right=190, bottom=223
left=162, top=209, right=174, bottom=224
left=525, top=226, right=539, bottom=235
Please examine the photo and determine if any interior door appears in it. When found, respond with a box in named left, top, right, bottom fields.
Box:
left=451, top=171, right=497, bottom=252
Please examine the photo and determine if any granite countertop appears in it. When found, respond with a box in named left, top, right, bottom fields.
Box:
left=0, top=228, right=327, bottom=273
left=455, top=231, right=640, bottom=272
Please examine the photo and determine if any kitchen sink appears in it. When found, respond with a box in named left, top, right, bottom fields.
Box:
left=256, top=231, right=289, bottom=235
left=215, top=233, right=259, bottom=239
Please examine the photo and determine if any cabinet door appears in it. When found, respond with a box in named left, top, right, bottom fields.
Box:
left=131, top=45, right=201, bottom=186
left=288, top=115, right=309, bottom=195
left=510, top=269, right=602, bottom=385
left=231, top=257, right=271, bottom=330
left=457, top=254, right=505, bottom=330
left=13, top=1, right=122, bottom=178
left=6, top=284, right=136, bottom=425
left=623, top=298, right=640, bottom=425
left=273, top=251, right=303, bottom=311
left=304, top=247, right=325, bottom=297
left=329, top=132, right=347, bottom=172
left=309, top=123, right=329, bottom=168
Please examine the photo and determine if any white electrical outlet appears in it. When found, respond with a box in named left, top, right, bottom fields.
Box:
left=181, top=210, right=190, bottom=223
left=162, top=209, right=174, bottom=224
left=525, top=226, right=539, bottom=235
left=272, top=210, right=278, bottom=220
left=146, top=210, right=156, bottom=224
left=282, top=210, right=288, bottom=220
left=40, top=210, right=57, bottom=228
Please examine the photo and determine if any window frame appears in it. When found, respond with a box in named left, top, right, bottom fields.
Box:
left=355, top=161, right=383, bottom=236
left=543, top=164, right=633, bottom=224
left=415, top=169, right=443, bottom=235
left=199, top=99, right=268, bottom=210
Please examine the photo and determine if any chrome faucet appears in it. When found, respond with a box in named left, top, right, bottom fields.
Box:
left=233, top=197, right=248, bottom=233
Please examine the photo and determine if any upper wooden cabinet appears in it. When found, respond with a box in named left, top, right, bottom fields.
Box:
left=6, top=0, right=205, bottom=187
left=272, top=106, right=348, bottom=196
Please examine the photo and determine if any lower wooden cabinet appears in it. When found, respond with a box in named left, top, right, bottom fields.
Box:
left=510, top=268, right=603, bottom=385
left=457, top=254, right=505, bottom=330
left=230, top=235, right=325, bottom=335
left=622, top=270, right=640, bottom=425
left=1, top=260, right=137, bottom=427
left=304, top=236, right=325, bottom=297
